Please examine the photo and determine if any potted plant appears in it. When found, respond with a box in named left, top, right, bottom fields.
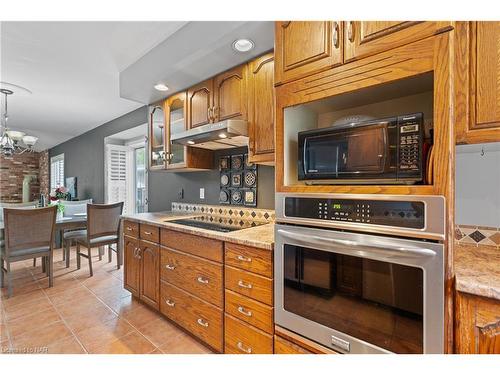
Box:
left=50, top=186, right=70, bottom=219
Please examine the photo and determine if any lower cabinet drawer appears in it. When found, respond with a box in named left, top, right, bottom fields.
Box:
left=274, top=335, right=312, bottom=354
left=161, top=247, right=223, bottom=308
left=225, top=266, right=273, bottom=306
left=224, top=314, right=273, bottom=354
left=225, top=289, right=273, bottom=334
left=160, top=280, right=223, bottom=352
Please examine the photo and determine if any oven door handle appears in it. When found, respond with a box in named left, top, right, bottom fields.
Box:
left=277, top=229, right=437, bottom=259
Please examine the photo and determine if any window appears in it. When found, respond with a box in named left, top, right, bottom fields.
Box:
left=105, top=144, right=132, bottom=214
left=50, top=154, right=65, bottom=190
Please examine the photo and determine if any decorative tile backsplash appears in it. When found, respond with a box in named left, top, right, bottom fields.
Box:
left=171, top=202, right=275, bottom=223
left=455, top=224, right=500, bottom=248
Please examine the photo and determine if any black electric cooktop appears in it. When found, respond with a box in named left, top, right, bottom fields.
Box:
left=169, top=216, right=266, bottom=233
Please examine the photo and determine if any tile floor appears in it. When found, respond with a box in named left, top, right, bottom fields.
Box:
left=0, top=247, right=213, bottom=354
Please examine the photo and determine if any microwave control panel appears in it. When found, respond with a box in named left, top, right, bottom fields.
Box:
left=284, top=197, right=425, bottom=229
left=398, top=114, right=423, bottom=173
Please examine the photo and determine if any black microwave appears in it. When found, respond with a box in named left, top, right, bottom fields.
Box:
left=298, top=113, right=424, bottom=184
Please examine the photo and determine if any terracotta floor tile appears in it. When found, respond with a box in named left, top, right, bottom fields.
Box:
left=56, top=295, right=107, bottom=318
left=4, top=299, right=54, bottom=322
left=11, top=320, right=73, bottom=349
left=94, top=285, right=131, bottom=301
left=137, top=317, right=184, bottom=347
left=0, top=289, right=47, bottom=309
left=63, top=304, right=118, bottom=333
left=1, top=282, right=41, bottom=299
left=8, top=308, right=62, bottom=339
left=158, top=332, right=213, bottom=354
left=101, top=295, right=142, bottom=315
left=90, top=331, right=157, bottom=354
left=120, top=305, right=160, bottom=329
left=38, top=277, right=81, bottom=296
left=48, top=286, right=96, bottom=306
left=75, top=317, right=135, bottom=352
left=83, top=275, right=123, bottom=293
left=46, top=335, right=87, bottom=354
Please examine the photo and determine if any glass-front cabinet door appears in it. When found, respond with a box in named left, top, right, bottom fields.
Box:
left=166, top=92, right=187, bottom=169
left=149, top=105, right=166, bottom=169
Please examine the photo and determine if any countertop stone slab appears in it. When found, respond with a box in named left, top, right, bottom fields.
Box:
left=122, top=211, right=274, bottom=250
left=454, top=242, right=500, bottom=300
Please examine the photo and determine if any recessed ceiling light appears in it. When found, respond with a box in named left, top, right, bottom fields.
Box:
left=232, top=39, right=254, bottom=53
left=154, top=83, right=169, bottom=91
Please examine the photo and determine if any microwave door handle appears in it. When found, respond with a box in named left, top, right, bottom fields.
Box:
left=303, top=138, right=308, bottom=176
left=277, top=229, right=437, bottom=259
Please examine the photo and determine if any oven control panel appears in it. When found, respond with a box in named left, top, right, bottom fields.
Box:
left=284, top=197, right=425, bottom=229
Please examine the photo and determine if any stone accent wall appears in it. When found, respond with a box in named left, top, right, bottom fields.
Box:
left=39, top=150, right=49, bottom=197
left=0, top=151, right=48, bottom=203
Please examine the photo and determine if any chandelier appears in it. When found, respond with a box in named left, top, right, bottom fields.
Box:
left=1, top=88, right=38, bottom=156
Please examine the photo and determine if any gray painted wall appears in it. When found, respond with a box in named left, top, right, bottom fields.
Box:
left=456, top=142, right=500, bottom=227
left=149, top=146, right=275, bottom=211
left=50, top=107, right=148, bottom=203
left=49, top=108, right=275, bottom=211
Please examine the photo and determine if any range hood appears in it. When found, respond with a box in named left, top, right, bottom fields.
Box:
left=171, top=119, right=248, bottom=150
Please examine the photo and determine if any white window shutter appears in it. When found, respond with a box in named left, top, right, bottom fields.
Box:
left=105, top=145, right=133, bottom=214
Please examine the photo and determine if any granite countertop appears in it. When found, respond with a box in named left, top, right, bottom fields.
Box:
left=454, top=242, right=500, bottom=300
left=122, top=211, right=274, bottom=250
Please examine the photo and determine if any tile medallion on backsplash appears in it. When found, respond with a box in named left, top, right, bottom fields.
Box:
left=455, top=224, right=500, bottom=249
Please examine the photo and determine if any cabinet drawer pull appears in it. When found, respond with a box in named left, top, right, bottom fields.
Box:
left=237, top=342, right=252, bottom=354
left=237, top=280, right=253, bottom=289
left=197, top=276, right=209, bottom=284
left=236, top=255, right=252, bottom=262
left=333, top=22, right=340, bottom=48
left=347, top=21, right=355, bottom=42
left=237, top=306, right=252, bottom=317
left=165, top=299, right=175, bottom=307
left=136, top=248, right=142, bottom=259
left=165, top=264, right=176, bottom=270
left=197, top=318, right=209, bottom=327
left=126, top=226, right=133, bottom=231
left=144, top=231, right=152, bottom=235
left=208, top=107, right=213, bottom=122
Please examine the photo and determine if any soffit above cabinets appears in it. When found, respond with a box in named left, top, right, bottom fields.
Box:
left=119, top=21, right=274, bottom=105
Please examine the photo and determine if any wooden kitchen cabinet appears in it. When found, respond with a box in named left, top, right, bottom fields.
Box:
left=148, top=104, right=166, bottom=170
left=343, top=21, right=452, bottom=62
left=213, top=64, right=247, bottom=122
left=124, top=235, right=141, bottom=297
left=247, top=53, right=275, bottom=165
left=139, top=240, right=160, bottom=310
left=455, top=291, right=500, bottom=353
left=275, top=21, right=342, bottom=84
left=456, top=22, right=500, bottom=144
left=187, top=79, right=213, bottom=129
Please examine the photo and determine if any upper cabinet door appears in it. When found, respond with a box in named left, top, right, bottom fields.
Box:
left=213, top=64, right=248, bottom=122
left=275, top=21, right=342, bottom=84
left=187, top=79, right=213, bottom=128
left=343, top=21, right=451, bottom=62
left=149, top=105, right=166, bottom=169
left=248, top=53, right=275, bottom=164
left=166, top=92, right=187, bottom=169
left=464, top=22, right=500, bottom=143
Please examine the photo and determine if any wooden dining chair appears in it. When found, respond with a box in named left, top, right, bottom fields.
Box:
left=62, top=199, right=92, bottom=267
left=74, top=202, right=123, bottom=277
left=0, top=206, right=57, bottom=297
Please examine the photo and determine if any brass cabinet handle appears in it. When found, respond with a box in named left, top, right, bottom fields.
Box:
left=237, top=342, right=252, bottom=354
left=237, top=280, right=253, bottom=289
left=207, top=107, right=213, bottom=122
left=197, top=276, right=209, bottom=284
left=197, top=318, right=209, bottom=327
left=237, top=306, right=252, bottom=317
left=165, top=264, right=176, bottom=270
left=136, top=248, right=142, bottom=259
left=236, top=255, right=252, bottom=263
left=212, top=106, right=218, bottom=122
left=165, top=299, right=175, bottom=307
left=126, top=226, right=133, bottom=231
left=144, top=231, right=152, bottom=235
left=347, top=21, right=355, bottom=42
left=333, top=22, right=340, bottom=48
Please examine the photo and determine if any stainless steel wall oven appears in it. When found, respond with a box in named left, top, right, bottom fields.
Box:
left=274, top=193, right=445, bottom=354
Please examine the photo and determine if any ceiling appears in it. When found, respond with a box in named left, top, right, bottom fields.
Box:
left=1, top=21, right=273, bottom=151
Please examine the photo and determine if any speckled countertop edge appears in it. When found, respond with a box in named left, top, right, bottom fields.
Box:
left=121, top=211, right=274, bottom=250
left=454, top=242, right=500, bottom=300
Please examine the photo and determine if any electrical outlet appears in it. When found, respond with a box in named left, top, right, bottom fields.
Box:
left=199, top=188, right=205, bottom=199
left=178, top=188, right=184, bottom=199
